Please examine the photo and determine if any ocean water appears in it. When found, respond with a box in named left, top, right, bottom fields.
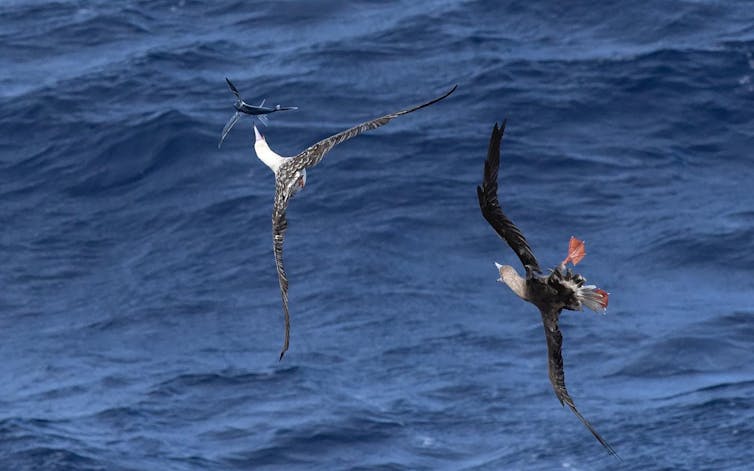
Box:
left=1, top=1, right=753, bottom=469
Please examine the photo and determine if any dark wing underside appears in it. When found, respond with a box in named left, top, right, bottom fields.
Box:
left=272, top=181, right=292, bottom=360
left=540, top=308, right=619, bottom=457
left=287, top=85, right=457, bottom=173
left=476, top=121, right=540, bottom=272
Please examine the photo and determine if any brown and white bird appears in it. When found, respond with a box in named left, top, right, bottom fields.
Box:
left=253, top=85, right=456, bottom=360
left=476, top=120, right=618, bottom=457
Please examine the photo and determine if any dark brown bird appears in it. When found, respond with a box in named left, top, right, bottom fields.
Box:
left=477, top=120, right=618, bottom=457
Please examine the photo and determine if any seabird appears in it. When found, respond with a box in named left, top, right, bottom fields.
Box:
left=253, top=85, right=457, bottom=360
left=477, top=121, right=618, bottom=457
left=218, top=77, right=298, bottom=148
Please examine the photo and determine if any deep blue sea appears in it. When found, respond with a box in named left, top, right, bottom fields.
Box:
left=2, top=1, right=754, bottom=469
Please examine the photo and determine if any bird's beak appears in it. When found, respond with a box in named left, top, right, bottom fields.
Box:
left=253, top=124, right=264, bottom=142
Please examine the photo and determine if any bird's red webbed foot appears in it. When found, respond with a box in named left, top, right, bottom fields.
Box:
left=562, top=236, right=586, bottom=266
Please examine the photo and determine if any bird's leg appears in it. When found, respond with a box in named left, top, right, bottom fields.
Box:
left=561, top=236, right=586, bottom=266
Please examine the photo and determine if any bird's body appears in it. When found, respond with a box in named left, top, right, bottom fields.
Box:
left=477, top=121, right=617, bottom=457
left=252, top=85, right=457, bottom=360
left=218, top=78, right=298, bottom=148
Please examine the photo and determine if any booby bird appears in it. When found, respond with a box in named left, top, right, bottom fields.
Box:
left=477, top=121, right=618, bottom=457
left=218, top=77, right=298, bottom=148
left=254, top=85, right=457, bottom=360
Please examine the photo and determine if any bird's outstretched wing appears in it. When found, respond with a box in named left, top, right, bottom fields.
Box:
left=476, top=121, right=540, bottom=272
left=226, top=77, right=241, bottom=99
left=218, top=111, right=241, bottom=149
left=272, top=180, right=292, bottom=360
left=288, top=85, right=457, bottom=172
left=541, top=308, right=619, bottom=457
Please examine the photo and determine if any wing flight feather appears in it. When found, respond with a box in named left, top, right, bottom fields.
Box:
left=289, top=85, right=457, bottom=172
left=541, top=308, right=619, bottom=457
left=272, top=182, right=292, bottom=360
left=476, top=121, right=540, bottom=272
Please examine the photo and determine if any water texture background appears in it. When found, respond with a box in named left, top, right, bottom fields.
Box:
left=1, top=1, right=753, bottom=469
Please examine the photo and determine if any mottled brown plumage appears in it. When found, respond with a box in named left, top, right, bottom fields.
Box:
left=263, top=85, right=457, bottom=360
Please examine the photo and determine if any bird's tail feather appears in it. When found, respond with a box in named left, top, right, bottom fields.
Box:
left=578, top=285, right=609, bottom=313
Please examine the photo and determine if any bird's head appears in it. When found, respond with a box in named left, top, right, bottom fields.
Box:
left=494, top=262, right=527, bottom=299
left=252, top=124, right=285, bottom=174
left=495, top=262, right=517, bottom=283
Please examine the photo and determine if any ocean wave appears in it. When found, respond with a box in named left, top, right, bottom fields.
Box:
left=61, top=110, right=205, bottom=197
left=2, top=1, right=754, bottom=470
left=225, top=415, right=404, bottom=469
left=0, top=448, right=107, bottom=471
left=640, top=225, right=754, bottom=270
left=150, top=366, right=300, bottom=394
left=612, top=335, right=748, bottom=378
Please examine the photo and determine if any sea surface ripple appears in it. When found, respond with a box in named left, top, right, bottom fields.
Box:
left=1, top=1, right=753, bottom=470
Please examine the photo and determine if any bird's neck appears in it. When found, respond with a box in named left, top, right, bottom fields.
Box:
left=254, top=140, right=285, bottom=174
